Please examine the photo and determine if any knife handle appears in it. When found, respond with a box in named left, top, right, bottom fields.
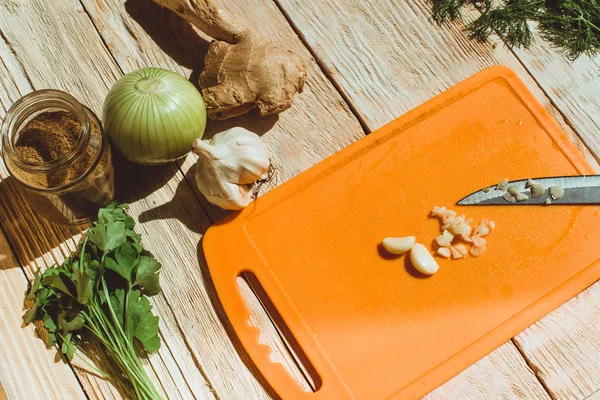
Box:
left=203, top=223, right=352, bottom=400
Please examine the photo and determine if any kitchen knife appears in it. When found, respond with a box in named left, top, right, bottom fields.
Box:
left=457, top=175, right=600, bottom=205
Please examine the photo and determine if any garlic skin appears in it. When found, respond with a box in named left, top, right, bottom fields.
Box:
left=192, top=127, right=270, bottom=210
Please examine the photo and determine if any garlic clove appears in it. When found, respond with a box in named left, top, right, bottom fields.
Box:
left=410, top=243, right=439, bottom=275
left=382, top=236, right=415, bottom=255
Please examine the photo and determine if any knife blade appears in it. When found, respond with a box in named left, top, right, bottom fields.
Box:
left=457, top=175, right=600, bottom=205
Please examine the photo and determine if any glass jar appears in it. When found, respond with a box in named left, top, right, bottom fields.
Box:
left=1, top=90, right=114, bottom=225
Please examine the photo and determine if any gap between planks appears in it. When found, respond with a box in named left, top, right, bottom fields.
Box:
left=269, top=0, right=370, bottom=134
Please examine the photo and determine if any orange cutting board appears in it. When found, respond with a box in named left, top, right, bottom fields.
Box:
left=203, top=66, right=600, bottom=399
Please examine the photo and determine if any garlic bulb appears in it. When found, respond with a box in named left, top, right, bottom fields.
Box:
left=192, top=127, right=270, bottom=210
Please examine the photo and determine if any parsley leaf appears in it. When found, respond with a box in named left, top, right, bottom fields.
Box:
left=87, top=220, right=127, bottom=253
left=105, top=242, right=139, bottom=283
left=134, top=256, right=162, bottom=295
left=110, top=289, right=161, bottom=354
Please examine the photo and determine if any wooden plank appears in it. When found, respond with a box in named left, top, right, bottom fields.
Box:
left=0, top=1, right=220, bottom=398
left=0, top=227, right=87, bottom=400
left=503, top=40, right=600, bottom=400
left=272, top=0, right=600, bottom=397
left=80, top=0, right=365, bottom=393
left=513, top=281, right=600, bottom=400
left=510, top=40, right=600, bottom=161
left=424, top=342, right=550, bottom=399
left=274, top=0, right=599, bottom=169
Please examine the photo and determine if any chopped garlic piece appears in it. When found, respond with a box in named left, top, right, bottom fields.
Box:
left=470, top=245, right=487, bottom=257
left=471, top=235, right=486, bottom=248
left=515, top=192, right=529, bottom=202
left=435, top=230, right=454, bottom=247
left=436, top=247, right=451, bottom=258
left=450, top=246, right=464, bottom=259
left=496, top=178, right=509, bottom=191
left=453, top=222, right=472, bottom=238
left=453, top=244, right=468, bottom=256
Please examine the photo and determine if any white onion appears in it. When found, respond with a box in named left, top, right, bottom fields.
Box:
left=103, top=68, right=206, bottom=165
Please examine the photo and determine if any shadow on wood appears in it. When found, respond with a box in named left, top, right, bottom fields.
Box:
left=134, top=162, right=204, bottom=233
left=125, top=0, right=210, bottom=70
left=113, top=152, right=177, bottom=204
left=195, top=239, right=284, bottom=400
left=202, top=112, right=280, bottom=141
left=0, top=175, right=84, bottom=271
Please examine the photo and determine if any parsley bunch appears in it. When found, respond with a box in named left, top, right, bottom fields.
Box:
left=431, top=0, right=600, bottom=60
left=23, top=202, right=163, bottom=399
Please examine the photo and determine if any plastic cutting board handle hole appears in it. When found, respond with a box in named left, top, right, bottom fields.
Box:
left=237, top=272, right=322, bottom=393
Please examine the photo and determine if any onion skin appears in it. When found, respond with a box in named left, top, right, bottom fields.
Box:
left=103, top=68, right=206, bottom=165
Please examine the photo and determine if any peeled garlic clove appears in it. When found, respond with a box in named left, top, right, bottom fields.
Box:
left=530, top=183, right=545, bottom=198
left=436, top=247, right=451, bottom=258
left=382, top=236, right=415, bottom=255
left=549, top=186, right=565, bottom=200
left=410, top=243, right=439, bottom=275
left=193, top=127, right=271, bottom=210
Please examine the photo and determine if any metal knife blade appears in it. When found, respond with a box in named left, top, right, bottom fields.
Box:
left=457, top=175, right=600, bottom=205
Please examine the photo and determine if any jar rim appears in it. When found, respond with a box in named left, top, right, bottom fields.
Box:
left=1, top=89, right=91, bottom=173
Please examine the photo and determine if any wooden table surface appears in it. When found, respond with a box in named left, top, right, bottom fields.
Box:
left=1, top=0, right=600, bottom=399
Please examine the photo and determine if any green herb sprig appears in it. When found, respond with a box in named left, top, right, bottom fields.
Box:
left=24, top=202, right=163, bottom=400
left=430, top=0, right=600, bottom=60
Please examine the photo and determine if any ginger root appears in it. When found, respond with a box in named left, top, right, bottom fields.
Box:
left=152, top=0, right=307, bottom=120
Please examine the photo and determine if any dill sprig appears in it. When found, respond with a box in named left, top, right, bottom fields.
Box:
left=430, top=0, right=600, bottom=60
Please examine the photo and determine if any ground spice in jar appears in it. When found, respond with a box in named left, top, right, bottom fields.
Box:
left=16, top=111, right=80, bottom=161
left=14, top=111, right=99, bottom=189
left=6, top=109, right=114, bottom=224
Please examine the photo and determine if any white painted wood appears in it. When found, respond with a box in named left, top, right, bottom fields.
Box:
left=514, top=281, right=600, bottom=400
left=425, top=342, right=550, bottom=400
left=0, top=228, right=87, bottom=400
